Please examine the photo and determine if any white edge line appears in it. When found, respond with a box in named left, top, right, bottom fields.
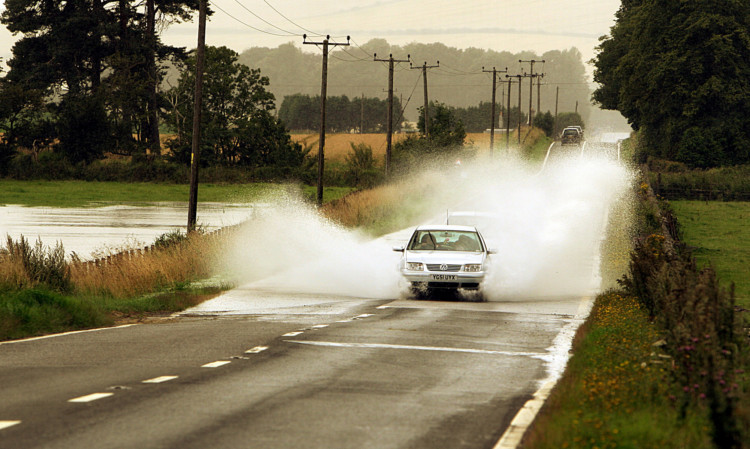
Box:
left=201, top=360, right=231, bottom=368
left=285, top=340, right=546, bottom=358
left=0, top=324, right=137, bottom=345
left=142, top=375, right=178, bottom=384
left=282, top=331, right=303, bottom=337
left=541, top=141, right=555, bottom=170
left=0, top=421, right=22, bottom=430
left=492, top=295, right=594, bottom=449
left=68, top=392, right=114, bottom=403
left=245, top=346, right=268, bottom=354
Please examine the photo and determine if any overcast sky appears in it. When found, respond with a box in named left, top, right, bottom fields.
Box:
left=1, top=0, right=621, bottom=75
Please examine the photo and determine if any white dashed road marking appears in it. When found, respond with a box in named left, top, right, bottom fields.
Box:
left=286, top=340, right=547, bottom=358
left=201, top=361, right=231, bottom=368
left=282, top=331, right=303, bottom=337
left=68, top=393, right=114, bottom=403
left=0, top=421, right=21, bottom=430
left=354, top=314, right=373, bottom=319
left=311, top=324, right=329, bottom=329
left=142, top=376, right=178, bottom=384
left=245, top=346, right=268, bottom=354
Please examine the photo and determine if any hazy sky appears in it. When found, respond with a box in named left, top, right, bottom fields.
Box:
left=1, top=0, right=621, bottom=73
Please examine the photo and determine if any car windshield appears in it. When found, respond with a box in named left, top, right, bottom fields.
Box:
left=563, top=129, right=578, bottom=135
left=408, top=230, right=483, bottom=251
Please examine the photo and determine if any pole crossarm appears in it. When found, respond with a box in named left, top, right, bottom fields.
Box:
left=374, top=53, right=410, bottom=176
left=303, top=34, right=350, bottom=206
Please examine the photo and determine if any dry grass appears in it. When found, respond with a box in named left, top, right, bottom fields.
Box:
left=69, top=230, right=230, bottom=298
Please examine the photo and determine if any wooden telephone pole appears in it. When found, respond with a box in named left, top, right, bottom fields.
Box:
left=506, top=74, right=523, bottom=145
left=482, top=66, right=508, bottom=156
left=519, top=59, right=545, bottom=126
left=499, top=77, right=517, bottom=150
left=410, top=61, right=439, bottom=137
left=187, top=0, right=207, bottom=232
left=304, top=34, right=350, bottom=206
left=374, top=53, right=410, bottom=176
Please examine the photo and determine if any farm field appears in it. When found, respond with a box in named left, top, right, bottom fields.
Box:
left=291, top=132, right=509, bottom=161
left=670, top=200, right=750, bottom=309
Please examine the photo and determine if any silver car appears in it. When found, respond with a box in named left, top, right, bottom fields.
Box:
left=393, top=225, right=493, bottom=295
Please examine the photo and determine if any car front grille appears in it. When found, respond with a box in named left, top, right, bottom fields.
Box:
left=426, top=264, right=462, bottom=272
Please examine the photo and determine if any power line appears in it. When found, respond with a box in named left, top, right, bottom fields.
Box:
left=263, top=0, right=324, bottom=36
left=211, top=1, right=293, bottom=36
left=229, top=0, right=298, bottom=35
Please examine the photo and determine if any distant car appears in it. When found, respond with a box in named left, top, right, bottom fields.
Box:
left=393, top=225, right=494, bottom=296
left=560, top=127, right=582, bottom=145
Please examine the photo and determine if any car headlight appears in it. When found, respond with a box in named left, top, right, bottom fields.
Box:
left=406, top=262, right=424, bottom=271
left=462, top=264, right=482, bottom=272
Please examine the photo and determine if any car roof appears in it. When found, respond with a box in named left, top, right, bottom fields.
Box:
left=415, top=224, right=478, bottom=232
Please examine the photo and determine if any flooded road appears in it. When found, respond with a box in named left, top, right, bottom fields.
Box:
left=0, top=203, right=255, bottom=260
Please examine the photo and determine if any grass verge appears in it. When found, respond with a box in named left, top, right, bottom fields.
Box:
left=0, top=179, right=352, bottom=207
left=523, top=291, right=713, bottom=449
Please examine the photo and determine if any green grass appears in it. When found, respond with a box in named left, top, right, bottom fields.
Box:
left=0, top=180, right=353, bottom=207
left=526, top=135, right=553, bottom=161
left=524, top=292, right=713, bottom=449
left=0, top=283, right=229, bottom=341
left=669, top=201, right=750, bottom=309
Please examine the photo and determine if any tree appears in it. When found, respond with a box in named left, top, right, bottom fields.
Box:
left=393, top=101, right=466, bottom=170
left=534, top=111, right=554, bottom=137
left=1, top=0, right=198, bottom=157
left=165, top=46, right=307, bottom=171
left=592, top=0, right=750, bottom=167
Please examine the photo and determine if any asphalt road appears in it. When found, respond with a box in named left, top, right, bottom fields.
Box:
left=0, top=290, right=588, bottom=449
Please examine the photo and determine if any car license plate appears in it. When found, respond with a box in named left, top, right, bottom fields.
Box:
left=431, top=274, right=456, bottom=281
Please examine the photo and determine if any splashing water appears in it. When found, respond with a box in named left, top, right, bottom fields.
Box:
left=219, top=149, right=633, bottom=301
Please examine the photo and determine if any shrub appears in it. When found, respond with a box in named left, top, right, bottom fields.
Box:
left=618, top=174, right=748, bottom=448
left=1, top=235, right=71, bottom=292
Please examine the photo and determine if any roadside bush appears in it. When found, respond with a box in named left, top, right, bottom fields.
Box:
left=344, top=143, right=382, bottom=188
left=1, top=236, right=71, bottom=292
left=618, top=175, right=748, bottom=449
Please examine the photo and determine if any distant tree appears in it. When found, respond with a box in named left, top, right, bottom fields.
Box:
left=417, top=101, right=466, bottom=148
left=555, top=112, right=584, bottom=137
left=394, top=101, right=466, bottom=169
left=165, top=46, right=307, bottom=171
left=345, top=143, right=381, bottom=188
left=592, top=0, right=750, bottom=167
left=534, top=111, right=554, bottom=137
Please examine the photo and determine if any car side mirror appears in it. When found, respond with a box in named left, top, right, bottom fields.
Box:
left=487, top=248, right=498, bottom=255
left=392, top=246, right=405, bottom=252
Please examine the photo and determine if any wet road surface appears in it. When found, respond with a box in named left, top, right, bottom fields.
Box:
left=0, top=290, right=588, bottom=449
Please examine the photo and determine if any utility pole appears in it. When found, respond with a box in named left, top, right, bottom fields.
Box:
left=519, top=59, right=544, bottom=126
left=304, top=34, right=350, bottom=206
left=554, top=86, right=559, bottom=137
left=482, top=66, right=508, bottom=156
left=498, top=77, right=516, bottom=151
left=507, top=74, right=523, bottom=145
left=536, top=73, right=544, bottom=118
left=360, top=93, right=364, bottom=134
left=374, top=53, right=410, bottom=176
left=410, top=61, right=439, bottom=137
left=187, top=0, right=207, bottom=232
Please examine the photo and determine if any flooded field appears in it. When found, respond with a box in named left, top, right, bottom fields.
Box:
left=0, top=203, right=255, bottom=260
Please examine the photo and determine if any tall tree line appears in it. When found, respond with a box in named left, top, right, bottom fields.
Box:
left=240, top=41, right=591, bottom=125
left=0, top=0, right=199, bottom=163
left=592, top=0, right=750, bottom=167
left=278, top=93, right=403, bottom=133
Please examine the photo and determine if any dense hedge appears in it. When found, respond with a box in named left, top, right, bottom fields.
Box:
left=619, top=174, right=748, bottom=448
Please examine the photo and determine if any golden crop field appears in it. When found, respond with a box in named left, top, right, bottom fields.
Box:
left=293, top=132, right=500, bottom=161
